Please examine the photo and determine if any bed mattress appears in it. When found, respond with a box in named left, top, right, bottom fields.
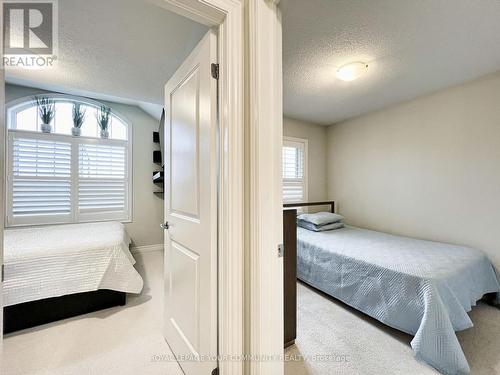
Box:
left=3, top=221, right=144, bottom=307
left=297, top=225, right=500, bottom=375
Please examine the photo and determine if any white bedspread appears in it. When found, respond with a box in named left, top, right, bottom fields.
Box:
left=3, top=222, right=144, bottom=306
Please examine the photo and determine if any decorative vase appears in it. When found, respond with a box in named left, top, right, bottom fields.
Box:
left=41, top=123, right=52, bottom=133
left=100, top=129, right=109, bottom=139
left=71, top=127, right=81, bottom=136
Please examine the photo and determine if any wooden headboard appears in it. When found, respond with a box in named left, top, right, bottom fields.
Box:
left=283, top=201, right=335, bottom=213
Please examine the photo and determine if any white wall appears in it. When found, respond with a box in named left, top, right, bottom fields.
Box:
left=5, top=84, right=163, bottom=247
left=327, top=71, right=500, bottom=268
left=283, top=117, right=327, bottom=202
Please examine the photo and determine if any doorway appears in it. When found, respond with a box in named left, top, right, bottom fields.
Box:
left=1, top=2, right=215, bottom=374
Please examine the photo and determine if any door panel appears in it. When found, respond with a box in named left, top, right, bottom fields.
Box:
left=164, top=29, right=218, bottom=375
left=170, top=240, right=200, bottom=353
left=170, top=68, right=200, bottom=219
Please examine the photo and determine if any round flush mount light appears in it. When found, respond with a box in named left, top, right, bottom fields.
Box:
left=336, top=62, right=369, bottom=82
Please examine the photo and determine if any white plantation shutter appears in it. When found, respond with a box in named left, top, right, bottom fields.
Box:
left=282, top=138, right=308, bottom=203
left=78, top=142, right=128, bottom=219
left=9, top=134, right=72, bottom=225
left=7, top=130, right=131, bottom=226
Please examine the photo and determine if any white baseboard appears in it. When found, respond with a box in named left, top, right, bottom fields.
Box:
left=130, top=244, right=163, bottom=254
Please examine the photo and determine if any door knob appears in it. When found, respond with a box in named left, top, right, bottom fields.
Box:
left=160, top=222, right=170, bottom=230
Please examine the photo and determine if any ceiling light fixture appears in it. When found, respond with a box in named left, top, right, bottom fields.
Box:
left=336, top=62, right=368, bottom=82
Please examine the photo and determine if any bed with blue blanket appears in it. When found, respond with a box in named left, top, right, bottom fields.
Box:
left=291, top=204, right=500, bottom=375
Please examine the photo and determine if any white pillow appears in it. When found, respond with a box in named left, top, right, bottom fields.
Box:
left=297, top=212, right=344, bottom=226
left=297, top=220, right=344, bottom=232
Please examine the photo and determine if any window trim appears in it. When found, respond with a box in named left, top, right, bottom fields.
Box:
left=283, top=136, right=308, bottom=204
left=5, top=94, right=133, bottom=227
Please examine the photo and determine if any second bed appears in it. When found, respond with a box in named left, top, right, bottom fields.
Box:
left=296, top=222, right=499, bottom=375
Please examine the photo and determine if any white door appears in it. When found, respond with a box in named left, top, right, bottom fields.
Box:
left=163, top=30, right=218, bottom=375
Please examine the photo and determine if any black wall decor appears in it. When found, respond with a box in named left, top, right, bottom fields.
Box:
left=153, top=110, right=165, bottom=198
left=153, top=150, right=162, bottom=164
left=153, top=131, right=160, bottom=143
left=153, top=171, right=164, bottom=184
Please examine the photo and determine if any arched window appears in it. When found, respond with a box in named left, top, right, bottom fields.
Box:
left=6, top=94, right=132, bottom=226
left=7, top=94, right=129, bottom=140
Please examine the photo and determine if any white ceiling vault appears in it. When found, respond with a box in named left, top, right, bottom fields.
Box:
left=281, top=0, right=500, bottom=125
left=6, top=0, right=208, bottom=118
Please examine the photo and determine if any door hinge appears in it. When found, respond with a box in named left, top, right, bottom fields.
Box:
left=211, top=63, right=219, bottom=80
left=278, top=243, right=284, bottom=258
left=1, top=264, right=4, bottom=283
left=211, top=367, right=219, bottom=375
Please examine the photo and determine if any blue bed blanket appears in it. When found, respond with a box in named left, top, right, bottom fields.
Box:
left=297, top=226, right=500, bottom=375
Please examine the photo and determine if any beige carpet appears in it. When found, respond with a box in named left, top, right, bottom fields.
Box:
left=1, top=251, right=183, bottom=375
left=285, top=282, right=500, bottom=375
left=2, top=254, right=499, bottom=375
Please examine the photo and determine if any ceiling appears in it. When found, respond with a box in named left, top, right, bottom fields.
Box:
left=281, top=0, right=500, bottom=125
left=6, top=0, right=208, bottom=119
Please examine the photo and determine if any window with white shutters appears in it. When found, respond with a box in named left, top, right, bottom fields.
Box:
left=9, top=134, right=72, bottom=225
left=6, top=95, right=132, bottom=227
left=78, top=142, right=128, bottom=220
left=282, top=137, right=308, bottom=204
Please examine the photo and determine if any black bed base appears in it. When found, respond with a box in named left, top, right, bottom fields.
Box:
left=483, top=292, right=500, bottom=308
left=3, top=289, right=126, bottom=334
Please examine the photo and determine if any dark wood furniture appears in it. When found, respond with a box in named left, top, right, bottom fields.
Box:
left=3, top=289, right=126, bottom=334
left=284, top=200, right=335, bottom=214
left=283, top=208, right=297, bottom=348
left=282, top=201, right=336, bottom=348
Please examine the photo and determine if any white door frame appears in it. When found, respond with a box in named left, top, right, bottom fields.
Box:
left=246, top=1, right=284, bottom=374
left=158, top=2, right=247, bottom=374
left=159, top=1, right=284, bottom=374
left=0, top=1, right=284, bottom=374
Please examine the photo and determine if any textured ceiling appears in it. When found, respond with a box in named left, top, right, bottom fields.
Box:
left=281, top=0, right=500, bottom=125
left=6, top=0, right=207, bottom=118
